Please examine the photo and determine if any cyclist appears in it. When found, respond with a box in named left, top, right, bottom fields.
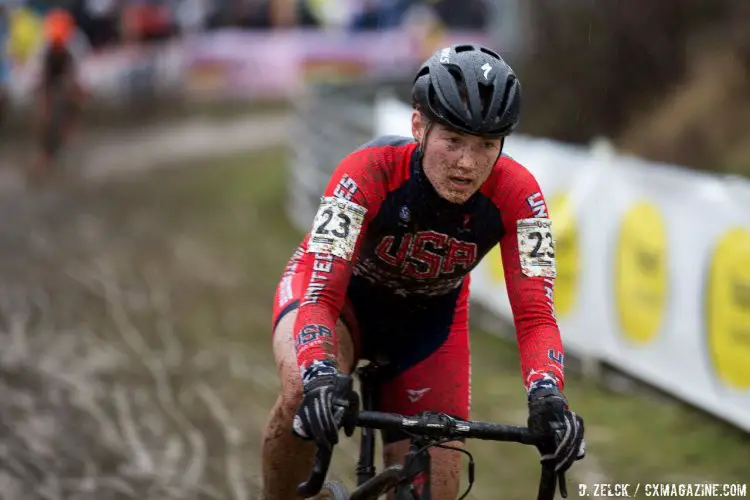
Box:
left=29, top=8, right=83, bottom=183
left=262, top=44, right=586, bottom=500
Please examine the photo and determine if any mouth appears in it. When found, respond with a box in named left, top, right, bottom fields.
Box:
left=448, top=176, right=474, bottom=190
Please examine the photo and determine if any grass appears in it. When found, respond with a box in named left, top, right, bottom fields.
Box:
left=4, top=147, right=747, bottom=499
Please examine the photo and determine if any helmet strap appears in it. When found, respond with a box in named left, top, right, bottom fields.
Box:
left=418, top=113, right=434, bottom=153
left=496, top=137, right=506, bottom=163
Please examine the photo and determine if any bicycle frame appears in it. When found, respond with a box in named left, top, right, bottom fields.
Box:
left=354, top=364, right=445, bottom=500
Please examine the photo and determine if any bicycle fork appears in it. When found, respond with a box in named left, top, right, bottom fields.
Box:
left=355, top=366, right=378, bottom=486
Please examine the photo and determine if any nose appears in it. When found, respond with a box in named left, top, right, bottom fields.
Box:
left=456, top=148, right=473, bottom=170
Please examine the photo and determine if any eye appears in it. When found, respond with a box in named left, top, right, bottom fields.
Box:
left=484, top=141, right=498, bottom=150
left=446, top=137, right=461, bottom=145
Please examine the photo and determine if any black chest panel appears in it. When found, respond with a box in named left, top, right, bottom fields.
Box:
left=350, top=148, right=504, bottom=300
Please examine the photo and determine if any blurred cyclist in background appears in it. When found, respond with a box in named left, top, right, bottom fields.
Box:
left=29, top=8, right=85, bottom=183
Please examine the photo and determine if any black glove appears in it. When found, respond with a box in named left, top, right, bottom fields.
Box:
left=527, top=386, right=586, bottom=475
left=292, top=361, right=359, bottom=450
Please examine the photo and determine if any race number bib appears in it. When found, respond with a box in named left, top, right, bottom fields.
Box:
left=308, top=196, right=367, bottom=260
left=517, top=218, right=557, bottom=278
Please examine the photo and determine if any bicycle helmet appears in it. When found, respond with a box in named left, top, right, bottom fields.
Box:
left=44, top=8, right=75, bottom=48
left=411, top=44, right=521, bottom=138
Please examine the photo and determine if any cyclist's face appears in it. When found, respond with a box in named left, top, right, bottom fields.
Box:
left=412, top=112, right=503, bottom=204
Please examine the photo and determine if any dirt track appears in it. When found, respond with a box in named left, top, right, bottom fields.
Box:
left=0, top=116, right=289, bottom=500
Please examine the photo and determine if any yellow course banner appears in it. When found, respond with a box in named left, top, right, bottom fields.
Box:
left=615, top=201, right=668, bottom=344
left=706, top=227, right=750, bottom=390
left=547, top=193, right=579, bottom=318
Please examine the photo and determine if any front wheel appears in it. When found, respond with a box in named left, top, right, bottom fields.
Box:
left=311, top=481, right=350, bottom=499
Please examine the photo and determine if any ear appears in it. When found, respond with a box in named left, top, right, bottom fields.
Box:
left=411, top=110, right=424, bottom=143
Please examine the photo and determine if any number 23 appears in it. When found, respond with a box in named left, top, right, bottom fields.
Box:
left=315, top=209, right=351, bottom=238
left=529, top=231, right=555, bottom=258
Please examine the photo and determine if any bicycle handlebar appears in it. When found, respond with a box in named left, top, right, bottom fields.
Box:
left=297, top=410, right=560, bottom=499
left=357, top=411, right=537, bottom=443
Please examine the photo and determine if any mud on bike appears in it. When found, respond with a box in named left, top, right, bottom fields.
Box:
left=298, top=362, right=569, bottom=500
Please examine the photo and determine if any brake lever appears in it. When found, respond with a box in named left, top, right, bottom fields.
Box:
left=537, top=463, right=557, bottom=500
left=558, top=471, right=568, bottom=498
left=297, top=445, right=333, bottom=498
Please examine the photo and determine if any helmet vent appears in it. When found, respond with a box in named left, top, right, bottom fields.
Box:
left=480, top=47, right=501, bottom=59
left=479, top=84, right=495, bottom=118
left=448, top=68, right=469, bottom=107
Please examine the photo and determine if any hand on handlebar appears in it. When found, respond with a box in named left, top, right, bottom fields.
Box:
left=292, top=361, right=359, bottom=450
left=528, top=384, right=586, bottom=498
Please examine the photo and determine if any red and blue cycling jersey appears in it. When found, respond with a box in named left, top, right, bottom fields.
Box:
left=287, top=135, right=565, bottom=393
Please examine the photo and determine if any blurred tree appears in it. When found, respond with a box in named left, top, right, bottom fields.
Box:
left=518, top=0, right=744, bottom=147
